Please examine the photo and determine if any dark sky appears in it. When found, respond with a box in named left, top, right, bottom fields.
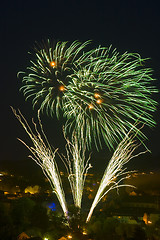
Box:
left=1, top=0, right=160, bottom=172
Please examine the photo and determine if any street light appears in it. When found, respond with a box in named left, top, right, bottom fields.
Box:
left=67, top=235, right=72, bottom=239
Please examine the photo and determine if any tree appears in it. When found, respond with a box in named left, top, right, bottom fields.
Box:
left=130, top=225, right=147, bottom=240
left=11, top=197, right=35, bottom=232
left=0, top=202, right=13, bottom=240
left=31, top=203, right=49, bottom=231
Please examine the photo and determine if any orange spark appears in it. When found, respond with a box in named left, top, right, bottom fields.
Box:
left=94, top=93, right=101, bottom=99
left=96, top=99, right=102, bottom=104
left=59, top=85, right=65, bottom=91
left=89, top=104, right=94, bottom=109
left=50, top=61, right=56, bottom=67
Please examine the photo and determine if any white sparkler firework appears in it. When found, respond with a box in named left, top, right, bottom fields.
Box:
left=12, top=108, right=92, bottom=216
left=12, top=108, right=68, bottom=217
left=86, top=130, right=148, bottom=222
left=64, top=130, right=92, bottom=209
left=12, top=107, right=148, bottom=223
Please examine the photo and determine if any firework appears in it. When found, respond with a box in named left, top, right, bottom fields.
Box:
left=18, top=40, right=91, bottom=118
left=63, top=46, right=157, bottom=149
left=86, top=129, right=148, bottom=222
left=12, top=108, right=92, bottom=216
left=12, top=108, right=68, bottom=217
left=64, top=130, right=92, bottom=209
left=19, top=40, right=157, bottom=149
left=16, top=40, right=158, bottom=223
left=12, top=108, right=148, bottom=223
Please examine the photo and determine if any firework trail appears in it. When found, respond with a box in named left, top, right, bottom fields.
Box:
left=12, top=108, right=68, bottom=217
left=86, top=130, right=148, bottom=222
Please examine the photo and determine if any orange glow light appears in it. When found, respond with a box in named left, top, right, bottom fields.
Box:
left=96, top=99, right=102, bottom=104
left=59, top=85, right=65, bottom=91
left=50, top=61, right=56, bottom=67
left=89, top=104, right=94, bottom=109
left=67, top=235, right=72, bottom=239
left=94, top=93, right=100, bottom=99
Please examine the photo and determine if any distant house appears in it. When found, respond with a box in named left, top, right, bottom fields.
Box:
left=113, top=215, right=140, bottom=224
left=123, top=195, right=160, bottom=211
left=112, top=200, right=160, bottom=225
left=17, top=232, right=43, bottom=240
left=17, top=232, right=30, bottom=240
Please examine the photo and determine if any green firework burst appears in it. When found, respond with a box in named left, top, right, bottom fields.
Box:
left=18, top=39, right=91, bottom=117
left=63, top=46, right=157, bottom=149
left=19, top=41, right=157, bottom=150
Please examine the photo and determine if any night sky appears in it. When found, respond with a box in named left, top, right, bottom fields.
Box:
left=1, top=0, right=160, bottom=173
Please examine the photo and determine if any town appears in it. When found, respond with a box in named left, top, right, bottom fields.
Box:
left=0, top=169, right=160, bottom=239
